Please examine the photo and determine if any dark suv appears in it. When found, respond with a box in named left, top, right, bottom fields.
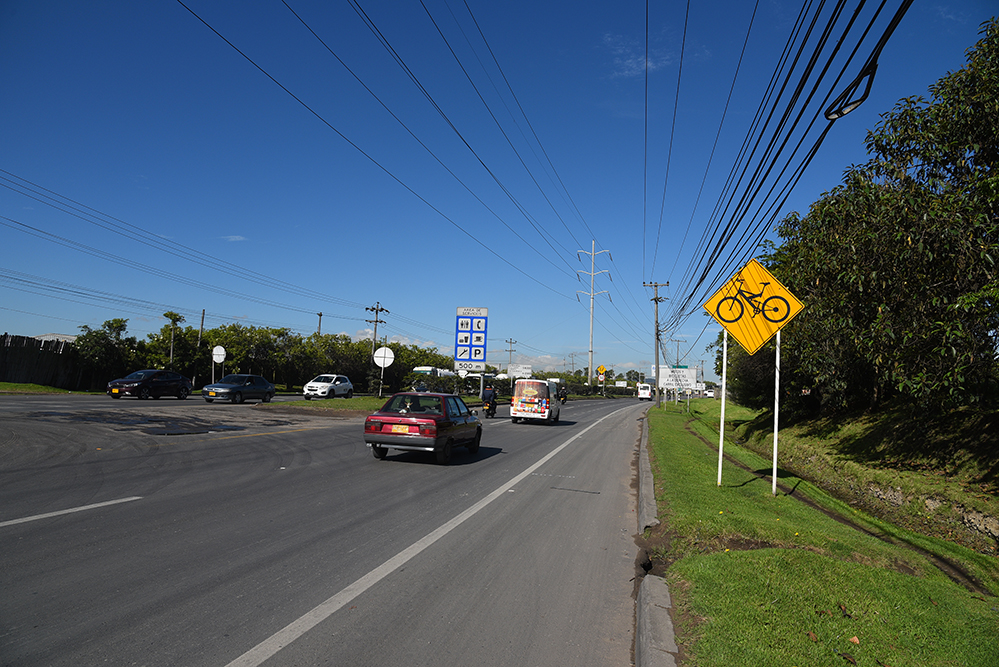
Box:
left=107, top=370, right=193, bottom=400
left=364, top=392, right=481, bottom=464
left=201, top=374, right=275, bottom=404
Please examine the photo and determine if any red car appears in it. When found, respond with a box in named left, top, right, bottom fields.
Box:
left=364, top=392, right=482, bottom=464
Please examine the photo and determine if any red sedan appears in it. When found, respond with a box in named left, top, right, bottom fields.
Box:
left=364, top=392, right=482, bottom=464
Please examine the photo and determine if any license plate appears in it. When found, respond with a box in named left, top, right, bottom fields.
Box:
left=391, top=424, right=410, bottom=434
left=208, top=391, right=216, bottom=396
left=112, top=388, right=119, bottom=394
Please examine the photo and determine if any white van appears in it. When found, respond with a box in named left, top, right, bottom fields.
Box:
left=510, top=379, right=560, bottom=424
left=637, top=383, right=652, bottom=401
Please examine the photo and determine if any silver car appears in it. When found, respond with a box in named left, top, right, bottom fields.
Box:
left=303, top=374, right=354, bottom=400
left=202, top=374, right=275, bottom=404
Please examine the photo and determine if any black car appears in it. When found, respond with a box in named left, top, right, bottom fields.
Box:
left=202, top=374, right=275, bottom=404
left=107, top=369, right=193, bottom=400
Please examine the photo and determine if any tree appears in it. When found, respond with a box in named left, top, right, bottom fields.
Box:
left=163, top=311, right=185, bottom=368
left=772, top=19, right=999, bottom=412
left=75, top=319, right=138, bottom=389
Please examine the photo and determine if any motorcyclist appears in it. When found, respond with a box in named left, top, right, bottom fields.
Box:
left=482, top=385, right=497, bottom=417
left=558, top=384, right=568, bottom=404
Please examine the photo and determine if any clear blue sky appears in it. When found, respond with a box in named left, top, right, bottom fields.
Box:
left=1, top=1, right=994, bottom=382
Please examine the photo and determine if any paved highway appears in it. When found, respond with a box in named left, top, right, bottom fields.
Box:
left=0, top=394, right=645, bottom=666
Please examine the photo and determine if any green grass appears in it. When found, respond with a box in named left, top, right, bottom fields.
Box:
left=646, top=404, right=999, bottom=667
left=0, top=382, right=78, bottom=394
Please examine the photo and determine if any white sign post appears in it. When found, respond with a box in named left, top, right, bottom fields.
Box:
left=212, top=345, right=226, bottom=383
left=373, top=346, right=394, bottom=398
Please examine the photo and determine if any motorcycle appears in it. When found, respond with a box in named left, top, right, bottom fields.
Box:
left=483, top=396, right=497, bottom=418
left=559, top=392, right=567, bottom=405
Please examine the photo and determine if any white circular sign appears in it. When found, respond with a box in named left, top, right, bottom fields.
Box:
left=373, top=346, right=395, bottom=368
left=212, top=345, right=226, bottom=363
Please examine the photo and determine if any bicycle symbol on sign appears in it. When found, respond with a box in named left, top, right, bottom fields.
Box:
left=715, top=277, right=790, bottom=324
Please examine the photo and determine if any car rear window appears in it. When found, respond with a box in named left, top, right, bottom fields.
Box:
left=383, top=395, right=443, bottom=414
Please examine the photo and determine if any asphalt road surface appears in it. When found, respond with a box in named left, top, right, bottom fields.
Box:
left=0, top=394, right=646, bottom=666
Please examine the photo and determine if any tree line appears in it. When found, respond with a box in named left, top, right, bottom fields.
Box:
left=74, top=316, right=455, bottom=394
left=73, top=316, right=648, bottom=396
left=717, top=18, right=999, bottom=419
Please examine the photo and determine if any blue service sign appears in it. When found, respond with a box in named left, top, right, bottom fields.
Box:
left=455, top=307, right=488, bottom=369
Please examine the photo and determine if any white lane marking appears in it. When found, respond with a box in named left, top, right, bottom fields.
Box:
left=226, top=406, right=632, bottom=667
left=0, top=496, right=143, bottom=528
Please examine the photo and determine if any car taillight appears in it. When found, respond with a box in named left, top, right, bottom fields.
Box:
left=418, top=422, right=436, bottom=437
left=365, top=419, right=381, bottom=432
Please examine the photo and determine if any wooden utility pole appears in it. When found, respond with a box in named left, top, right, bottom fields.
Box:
left=365, top=302, right=389, bottom=360
left=644, top=281, right=667, bottom=407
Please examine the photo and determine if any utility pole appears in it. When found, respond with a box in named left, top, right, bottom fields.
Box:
left=317, top=312, right=323, bottom=336
left=644, top=281, right=667, bottom=408
left=504, top=338, right=517, bottom=396
left=505, top=339, right=517, bottom=371
left=578, top=240, right=611, bottom=390
left=567, top=352, right=578, bottom=374
left=365, top=302, right=389, bottom=360
left=192, top=309, right=205, bottom=387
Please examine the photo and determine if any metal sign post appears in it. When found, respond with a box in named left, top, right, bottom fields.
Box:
left=212, top=345, right=225, bottom=384
left=373, top=346, right=394, bottom=398
left=717, top=330, right=728, bottom=486
left=704, top=259, right=803, bottom=494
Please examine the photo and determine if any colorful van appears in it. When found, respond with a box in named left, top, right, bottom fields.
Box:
left=510, top=378, right=561, bottom=424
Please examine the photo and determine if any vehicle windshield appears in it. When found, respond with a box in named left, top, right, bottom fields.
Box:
left=125, top=371, right=153, bottom=380
left=218, top=375, right=247, bottom=385
left=514, top=380, right=549, bottom=400
left=381, top=394, right=443, bottom=415
left=312, top=375, right=335, bottom=383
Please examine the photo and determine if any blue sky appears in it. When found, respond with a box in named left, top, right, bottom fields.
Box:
left=1, top=1, right=994, bottom=382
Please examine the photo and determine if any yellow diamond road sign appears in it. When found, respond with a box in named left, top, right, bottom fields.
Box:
left=703, top=259, right=803, bottom=355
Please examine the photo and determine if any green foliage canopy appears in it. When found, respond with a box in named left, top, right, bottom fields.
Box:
left=769, top=19, right=999, bottom=414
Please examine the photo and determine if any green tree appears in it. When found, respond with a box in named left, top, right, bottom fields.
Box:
left=75, top=318, right=138, bottom=389
left=163, top=311, right=185, bottom=368
left=771, top=19, right=999, bottom=413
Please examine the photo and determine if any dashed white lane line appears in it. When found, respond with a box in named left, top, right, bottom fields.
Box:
left=0, top=496, right=143, bottom=528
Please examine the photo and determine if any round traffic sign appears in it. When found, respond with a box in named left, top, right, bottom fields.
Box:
left=212, top=345, right=226, bottom=363
left=373, top=346, right=395, bottom=368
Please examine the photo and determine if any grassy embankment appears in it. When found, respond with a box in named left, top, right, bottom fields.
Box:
left=646, top=399, right=999, bottom=667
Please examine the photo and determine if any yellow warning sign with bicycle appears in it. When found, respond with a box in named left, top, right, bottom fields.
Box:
left=703, top=259, right=803, bottom=354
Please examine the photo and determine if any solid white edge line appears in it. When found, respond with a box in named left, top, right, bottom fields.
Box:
left=226, top=406, right=633, bottom=667
left=0, top=496, right=143, bottom=528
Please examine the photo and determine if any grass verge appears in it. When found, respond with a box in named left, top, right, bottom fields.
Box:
left=0, top=382, right=78, bottom=394
left=646, top=403, right=999, bottom=667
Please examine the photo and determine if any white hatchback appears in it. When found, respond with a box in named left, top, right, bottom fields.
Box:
left=304, top=374, right=354, bottom=399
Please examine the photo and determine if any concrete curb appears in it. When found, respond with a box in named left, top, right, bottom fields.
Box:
left=636, top=406, right=678, bottom=667
left=638, top=407, right=659, bottom=533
